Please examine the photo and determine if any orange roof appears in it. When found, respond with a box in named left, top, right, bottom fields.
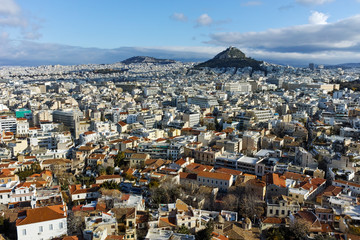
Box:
left=334, top=179, right=360, bottom=188
left=262, top=217, right=284, bottom=224
left=265, top=173, right=286, bottom=188
left=186, top=163, right=213, bottom=173
left=118, top=121, right=127, bottom=126
left=179, top=172, right=197, bottom=180
left=62, top=236, right=79, bottom=240
left=83, top=131, right=96, bottom=135
left=129, top=136, right=140, bottom=141
left=197, top=171, right=231, bottom=181
left=212, top=232, right=229, bottom=240
left=96, top=175, right=122, bottom=180
left=175, top=199, right=189, bottom=212
left=175, top=158, right=186, bottom=166
left=246, top=178, right=266, bottom=188
left=121, top=194, right=130, bottom=201
left=16, top=204, right=66, bottom=226
left=215, top=168, right=242, bottom=176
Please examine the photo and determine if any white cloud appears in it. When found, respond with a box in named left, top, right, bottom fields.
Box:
left=0, top=0, right=42, bottom=41
left=196, top=14, right=213, bottom=27
left=242, top=1, right=262, bottom=6
left=308, top=11, right=329, bottom=24
left=208, top=14, right=360, bottom=54
left=0, top=0, right=20, bottom=15
left=170, top=12, right=188, bottom=22
left=296, top=0, right=333, bottom=5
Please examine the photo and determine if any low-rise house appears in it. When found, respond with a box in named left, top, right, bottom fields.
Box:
left=196, top=172, right=233, bottom=191
left=314, top=208, right=335, bottom=225
left=245, top=178, right=266, bottom=200
left=83, top=211, right=118, bottom=240
left=263, top=173, right=288, bottom=199
left=16, top=204, right=67, bottom=240
left=316, top=185, right=343, bottom=206
left=332, top=179, right=360, bottom=196
left=69, top=184, right=101, bottom=203
left=96, top=175, right=122, bottom=184
left=266, top=195, right=300, bottom=218
left=129, top=153, right=150, bottom=168
left=41, top=158, right=72, bottom=172
left=288, top=178, right=326, bottom=204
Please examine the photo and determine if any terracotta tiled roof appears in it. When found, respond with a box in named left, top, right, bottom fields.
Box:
left=197, top=171, right=231, bottom=181
left=175, top=199, right=189, bottom=212
left=319, top=185, right=343, bottom=197
left=262, top=217, right=283, bottom=224
left=211, top=232, right=229, bottom=240
left=246, top=178, right=266, bottom=188
left=96, top=175, right=122, bottom=180
left=334, top=179, right=360, bottom=188
left=282, top=172, right=309, bottom=182
left=174, top=158, right=186, bottom=166
left=264, top=173, right=286, bottom=188
left=159, top=217, right=176, bottom=228
left=118, top=121, right=127, bottom=126
left=186, top=163, right=213, bottom=173
left=179, top=172, right=197, bottom=180
left=215, top=168, right=242, bottom=176
left=16, top=204, right=66, bottom=226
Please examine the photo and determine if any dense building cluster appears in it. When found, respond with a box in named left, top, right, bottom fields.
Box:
left=0, top=57, right=360, bottom=240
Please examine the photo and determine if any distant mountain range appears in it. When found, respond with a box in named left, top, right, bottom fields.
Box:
left=121, top=56, right=176, bottom=65
left=324, top=63, right=360, bottom=69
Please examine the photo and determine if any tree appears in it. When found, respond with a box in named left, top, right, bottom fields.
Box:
left=115, top=151, right=126, bottom=168
left=195, top=221, right=213, bottom=240
left=221, top=194, right=239, bottom=212
left=15, top=162, right=43, bottom=181
left=150, top=187, right=169, bottom=205
left=101, top=180, right=119, bottom=190
left=214, top=117, right=222, bottom=131
left=177, top=225, right=191, bottom=235
left=149, top=179, right=160, bottom=189
left=239, top=192, right=264, bottom=220
left=99, top=167, right=106, bottom=176
left=266, top=227, right=286, bottom=240
left=106, top=166, right=114, bottom=175
left=289, top=218, right=311, bottom=240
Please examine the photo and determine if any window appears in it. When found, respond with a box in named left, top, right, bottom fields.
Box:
left=281, top=210, right=285, bottom=215
left=59, top=222, right=64, bottom=229
left=22, top=229, right=26, bottom=235
left=39, top=226, right=43, bottom=232
left=270, top=209, right=273, bottom=214
left=49, top=224, right=53, bottom=230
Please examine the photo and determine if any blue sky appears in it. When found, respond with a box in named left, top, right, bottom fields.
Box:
left=1, top=0, right=360, bottom=66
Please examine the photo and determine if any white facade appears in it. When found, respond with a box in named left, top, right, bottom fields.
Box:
left=17, top=217, right=67, bottom=240
left=0, top=116, right=17, bottom=133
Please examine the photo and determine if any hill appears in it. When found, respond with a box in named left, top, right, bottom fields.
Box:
left=121, top=56, right=176, bottom=65
left=194, top=46, right=264, bottom=72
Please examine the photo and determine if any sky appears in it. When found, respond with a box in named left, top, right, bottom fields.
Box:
left=1, top=0, right=360, bottom=66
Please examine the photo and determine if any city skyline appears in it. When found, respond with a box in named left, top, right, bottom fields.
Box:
left=1, top=0, right=360, bottom=66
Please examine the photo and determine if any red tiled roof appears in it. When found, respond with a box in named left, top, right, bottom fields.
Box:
left=215, top=168, right=242, bottom=176
left=197, top=171, right=231, bottom=181
left=16, top=205, right=66, bottom=226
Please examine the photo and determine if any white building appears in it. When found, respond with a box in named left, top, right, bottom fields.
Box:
left=0, top=116, right=17, bottom=133
left=16, top=204, right=67, bottom=240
